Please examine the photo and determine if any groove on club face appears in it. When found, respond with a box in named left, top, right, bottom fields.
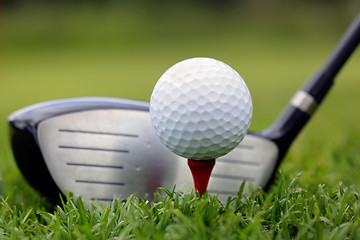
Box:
left=90, top=198, right=119, bottom=202
left=59, top=129, right=139, bottom=138
left=67, top=163, right=124, bottom=169
left=75, top=180, right=125, bottom=185
left=59, top=145, right=130, bottom=153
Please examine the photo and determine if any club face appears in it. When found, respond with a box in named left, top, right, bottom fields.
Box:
left=37, top=108, right=183, bottom=203
left=9, top=97, right=280, bottom=204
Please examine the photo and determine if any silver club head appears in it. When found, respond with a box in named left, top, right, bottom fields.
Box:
left=9, top=97, right=279, bottom=204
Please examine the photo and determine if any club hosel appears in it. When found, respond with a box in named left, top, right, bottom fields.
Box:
left=261, top=104, right=310, bottom=156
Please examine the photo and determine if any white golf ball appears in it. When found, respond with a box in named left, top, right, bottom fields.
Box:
left=150, top=57, right=252, bottom=160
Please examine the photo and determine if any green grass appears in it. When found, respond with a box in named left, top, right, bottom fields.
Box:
left=1, top=2, right=360, bottom=239
left=1, top=174, right=360, bottom=239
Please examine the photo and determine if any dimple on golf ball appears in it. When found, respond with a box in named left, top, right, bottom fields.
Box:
left=150, top=57, right=252, bottom=160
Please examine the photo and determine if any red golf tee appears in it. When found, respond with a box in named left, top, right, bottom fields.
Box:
left=187, top=159, right=216, bottom=196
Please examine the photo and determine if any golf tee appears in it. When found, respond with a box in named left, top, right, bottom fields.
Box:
left=187, top=159, right=216, bottom=196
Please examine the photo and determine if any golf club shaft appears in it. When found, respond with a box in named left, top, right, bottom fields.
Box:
left=263, top=13, right=360, bottom=155
left=303, top=13, right=360, bottom=103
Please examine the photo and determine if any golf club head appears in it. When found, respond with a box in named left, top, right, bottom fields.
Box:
left=9, top=97, right=278, bottom=204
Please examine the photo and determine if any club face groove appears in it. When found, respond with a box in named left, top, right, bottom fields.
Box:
left=58, top=129, right=139, bottom=138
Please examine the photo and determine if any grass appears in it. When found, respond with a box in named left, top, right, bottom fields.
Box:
left=1, top=1, right=360, bottom=239
left=1, top=173, right=360, bottom=239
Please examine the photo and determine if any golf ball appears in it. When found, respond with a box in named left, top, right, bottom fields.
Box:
left=150, top=57, right=252, bottom=160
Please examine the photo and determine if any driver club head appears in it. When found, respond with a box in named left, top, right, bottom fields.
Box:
left=9, top=97, right=277, bottom=204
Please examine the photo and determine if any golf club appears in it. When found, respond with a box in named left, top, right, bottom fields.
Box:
left=9, top=13, right=360, bottom=204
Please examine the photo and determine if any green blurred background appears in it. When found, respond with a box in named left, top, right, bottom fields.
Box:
left=1, top=0, right=360, bottom=203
